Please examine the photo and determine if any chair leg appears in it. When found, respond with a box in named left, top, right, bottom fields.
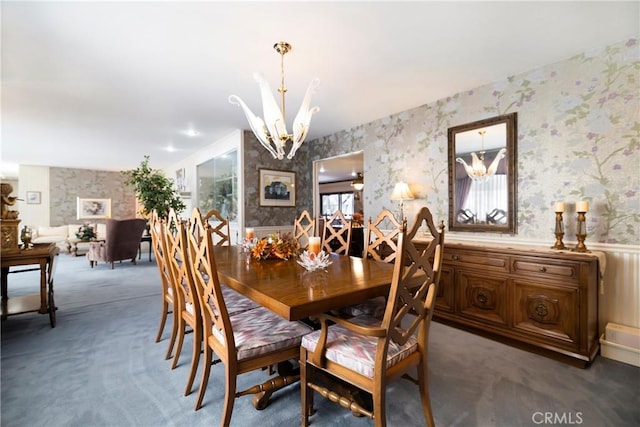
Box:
left=155, top=299, right=169, bottom=343
left=195, top=345, right=212, bottom=411
left=185, top=322, right=202, bottom=396
left=373, top=384, right=386, bottom=427
left=417, top=359, right=435, bottom=427
left=221, top=364, right=237, bottom=426
left=171, top=314, right=186, bottom=369
left=300, top=349, right=312, bottom=427
left=110, top=261, right=114, bottom=269
left=165, top=307, right=178, bottom=360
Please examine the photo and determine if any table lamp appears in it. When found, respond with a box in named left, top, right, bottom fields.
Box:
left=390, top=182, right=414, bottom=220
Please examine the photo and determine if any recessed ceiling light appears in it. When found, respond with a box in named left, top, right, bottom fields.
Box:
left=184, top=129, right=200, bottom=137
left=166, top=145, right=176, bottom=152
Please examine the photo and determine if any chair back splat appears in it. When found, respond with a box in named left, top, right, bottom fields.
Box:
left=339, top=209, right=403, bottom=318
left=294, top=210, right=316, bottom=250
left=164, top=209, right=203, bottom=397
left=187, top=208, right=312, bottom=422
left=203, top=209, right=231, bottom=246
left=321, top=210, right=352, bottom=255
left=300, top=206, right=445, bottom=427
left=150, top=211, right=179, bottom=360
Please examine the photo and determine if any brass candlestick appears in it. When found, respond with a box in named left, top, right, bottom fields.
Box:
left=551, top=212, right=566, bottom=250
left=572, top=211, right=590, bottom=253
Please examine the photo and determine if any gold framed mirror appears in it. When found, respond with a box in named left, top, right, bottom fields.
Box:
left=447, top=113, right=517, bottom=233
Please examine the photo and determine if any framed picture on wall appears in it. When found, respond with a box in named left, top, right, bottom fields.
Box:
left=176, top=167, right=188, bottom=194
left=259, top=169, right=296, bottom=207
left=77, top=198, right=111, bottom=219
left=26, top=191, right=41, bottom=204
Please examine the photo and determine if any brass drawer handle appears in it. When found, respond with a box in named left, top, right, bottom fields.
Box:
left=539, top=266, right=547, bottom=272
left=452, top=255, right=460, bottom=261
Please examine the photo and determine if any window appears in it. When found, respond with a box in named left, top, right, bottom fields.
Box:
left=321, top=192, right=354, bottom=217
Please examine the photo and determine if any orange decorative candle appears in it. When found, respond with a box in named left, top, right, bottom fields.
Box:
left=308, top=237, right=321, bottom=255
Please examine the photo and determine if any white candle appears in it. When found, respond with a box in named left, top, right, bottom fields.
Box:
left=308, top=237, right=321, bottom=255
left=576, top=201, right=589, bottom=212
left=245, top=228, right=254, bottom=239
left=554, top=202, right=565, bottom=213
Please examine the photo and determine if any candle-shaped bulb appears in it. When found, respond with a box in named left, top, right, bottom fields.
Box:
left=576, top=201, right=589, bottom=212
left=554, top=202, right=565, bottom=213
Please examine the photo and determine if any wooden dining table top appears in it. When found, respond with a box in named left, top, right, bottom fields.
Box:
left=212, top=245, right=395, bottom=321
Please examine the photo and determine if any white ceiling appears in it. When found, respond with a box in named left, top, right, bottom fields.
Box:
left=2, top=1, right=638, bottom=179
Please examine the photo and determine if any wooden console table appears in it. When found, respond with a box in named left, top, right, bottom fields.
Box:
left=1, top=243, right=59, bottom=327
left=413, top=241, right=602, bottom=368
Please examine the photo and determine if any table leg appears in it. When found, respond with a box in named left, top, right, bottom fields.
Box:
left=1, top=266, right=8, bottom=301
left=38, top=260, right=47, bottom=314
left=1, top=267, right=8, bottom=320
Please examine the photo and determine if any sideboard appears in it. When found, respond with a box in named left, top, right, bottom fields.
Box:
left=414, top=241, right=601, bottom=367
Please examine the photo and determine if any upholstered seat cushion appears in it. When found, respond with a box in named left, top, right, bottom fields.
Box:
left=189, top=286, right=260, bottom=317
left=301, top=315, right=418, bottom=378
left=213, top=307, right=312, bottom=360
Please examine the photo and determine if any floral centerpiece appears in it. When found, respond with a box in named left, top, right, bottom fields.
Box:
left=76, top=223, right=97, bottom=241
left=249, top=232, right=299, bottom=260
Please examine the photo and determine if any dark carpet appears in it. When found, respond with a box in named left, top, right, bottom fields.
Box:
left=2, top=251, right=639, bottom=426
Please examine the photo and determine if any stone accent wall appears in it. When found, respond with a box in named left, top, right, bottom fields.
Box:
left=49, top=167, right=136, bottom=226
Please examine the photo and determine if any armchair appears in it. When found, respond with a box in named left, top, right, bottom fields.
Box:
left=87, top=218, right=147, bottom=269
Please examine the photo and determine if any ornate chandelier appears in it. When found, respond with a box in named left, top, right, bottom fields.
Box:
left=229, top=41, right=320, bottom=160
left=455, top=130, right=506, bottom=183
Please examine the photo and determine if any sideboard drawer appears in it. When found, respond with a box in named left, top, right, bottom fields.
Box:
left=444, top=249, right=509, bottom=273
left=511, top=257, right=580, bottom=284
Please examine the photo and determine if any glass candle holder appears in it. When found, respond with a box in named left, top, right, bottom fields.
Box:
left=572, top=211, right=590, bottom=253
left=550, top=212, right=566, bottom=250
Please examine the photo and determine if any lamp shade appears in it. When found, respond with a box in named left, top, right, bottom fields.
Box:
left=390, top=182, right=414, bottom=201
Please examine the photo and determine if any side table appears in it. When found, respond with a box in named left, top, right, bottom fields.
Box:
left=139, top=235, right=153, bottom=262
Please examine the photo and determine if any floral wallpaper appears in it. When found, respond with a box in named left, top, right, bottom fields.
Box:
left=304, top=38, right=639, bottom=245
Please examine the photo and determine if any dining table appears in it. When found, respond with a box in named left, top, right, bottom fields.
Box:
left=212, top=245, right=396, bottom=321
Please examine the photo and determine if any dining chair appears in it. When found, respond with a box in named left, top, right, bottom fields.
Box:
left=300, top=206, right=445, bottom=427
left=150, top=211, right=178, bottom=360
left=340, top=209, right=403, bottom=318
left=164, top=209, right=203, bottom=398
left=186, top=207, right=313, bottom=421
left=204, top=209, right=231, bottom=246
left=293, top=210, right=316, bottom=250
left=321, top=210, right=352, bottom=255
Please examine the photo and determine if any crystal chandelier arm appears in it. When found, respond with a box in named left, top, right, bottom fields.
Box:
left=455, top=157, right=475, bottom=178
left=288, top=78, right=320, bottom=159
left=254, top=73, right=288, bottom=159
left=486, top=148, right=507, bottom=176
left=228, top=94, right=280, bottom=159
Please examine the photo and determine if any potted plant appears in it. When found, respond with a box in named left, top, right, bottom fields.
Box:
left=122, top=156, right=186, bottom=220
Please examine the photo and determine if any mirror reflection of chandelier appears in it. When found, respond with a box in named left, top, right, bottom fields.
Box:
left=455, top=130, right=507, bottom=183
left=229, top=41, right=320, bottom=160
